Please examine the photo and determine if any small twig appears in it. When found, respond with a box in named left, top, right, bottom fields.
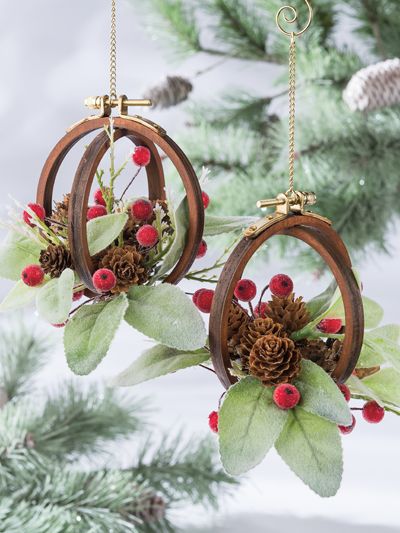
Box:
left=45, top=218, right=67, bottom=228
left=248, top=301, right=255, bottom=318
left=257, top=283, right=270, bottom=312
left=119, top=168, right=141, bottom=202
left=199, top=364, right=216, bottom=374
left=69, top=297, right=96, bottom=317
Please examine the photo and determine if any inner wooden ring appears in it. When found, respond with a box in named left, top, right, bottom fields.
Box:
left=209, top=214, right=364, bottom=390
left=36, top=117, right=204, bottom=290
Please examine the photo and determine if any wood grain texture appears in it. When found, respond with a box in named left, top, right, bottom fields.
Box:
left=209, top=214, right=364, bottom=390
left=36, top=117, right=204, bottom=293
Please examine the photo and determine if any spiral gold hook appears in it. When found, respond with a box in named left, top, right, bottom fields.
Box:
left=276, top=0, right=313, bottom=37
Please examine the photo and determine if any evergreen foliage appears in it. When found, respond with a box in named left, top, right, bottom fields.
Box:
left=139, top=0, right=400, bottom=269
left=0, top=319, right=236, bottom=532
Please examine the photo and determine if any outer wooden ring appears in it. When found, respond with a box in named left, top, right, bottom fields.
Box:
left=36, top=117, right=204, bottom=291
left=209, top=214, right=364, bottom=389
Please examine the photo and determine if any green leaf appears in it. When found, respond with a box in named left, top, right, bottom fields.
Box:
left=347, top=375, right=384, bottom=406
left=306, top=278, right=338, bottom=320
left=204, top=214, right=258, bottom=237
left=219, top=377, right=288, bottom=476
left=0, top=229, right=43, bottom=281
left=275, top=408, right=343, bottom=497
left=110, top=344, right=210, bottom=387
left=0, top=281, right=38, bottom=311
left=363, top=368, right=400, bottom=407
left=364, top=336, right=400, bottom=373
left=363, top=297, right=384, bottom=329
left=125, top=284, right=206, bottom=351
left=295, top=360, right=352, bottom=426
left=87, top=213, right=128, bottom=256
left=65, top=294, right=128, bottom=375
left=36, top=269, right=74, bottom=324
left=368, top=324, right=400, bottom=343
left=358, top=325, right=400, bottom=368
left=357, top=342, right=385, bottom=368
left=156, top=197, right=189, bottom=278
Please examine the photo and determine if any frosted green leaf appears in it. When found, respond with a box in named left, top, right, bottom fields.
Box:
left=357, top=342, right=385, bottom=368
left=295, top=360, right=352, bottom=426
left=36, top=269, right=74, bottom=324
left=0, top=230, right=43, bottom=281
left=358, top=325, right=400, bottom=368
left=362, top=297, right=384, bottom=329
left=111, top=344, right=210, bottom=387
left=363, top=368, right=400, bottom=407
left=125, top=284, right=206, bottom=350
left=369, top=324, right=400, bottom=343
left=204, top=214, right=258, bottom=236
left=306, top=278, right=338, bottom=320
left=276, top=408, right=343, bottom=497
left=65, top=294, right=128, bottom=375
left=156, top=197, right=189, bottom=278
left=347, top=375, right=384, bottom=406
left=363, top=336, right=400, bottom=373
left=219, top=377, right=288, bottom=476
left=87, top=213, right=128, bottom=256
left=0, top=281, right=38, bottom=312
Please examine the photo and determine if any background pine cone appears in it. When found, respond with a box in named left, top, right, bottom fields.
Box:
left=268, top=294, right=310, bottom=334
left=249, top=334, right=302, bottom=386
left=39, top=244, right=73, bottom=278
left=299, top=338, right=342, bottom=375
left=227, top=303, right=249, bottom=358
left=132, top=493, right=166, bottom=524
left=51, top=194, right=70, bottom=228
left=237, top=318, right=285, bottom=369
left=144, top=75, right=193, bottom=109
left=99, top=245, right=148, bottom=293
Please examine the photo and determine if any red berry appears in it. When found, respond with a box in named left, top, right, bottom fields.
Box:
left=202, top=191, right=210, bottom=209
left=132, top=146, right=151, bottom=167
left=269, top=274, right=293, bottom=298
left=136, top=225, right=159, bottom=248
left=234, top=279, right=257, bottom=302
left=94, top=188, right=107, bottom=207
left=196, top=240, right=208, bottom=259
left=52, top=322, right=68, bottom=328
left=193, top=289, right=214, bottom=313
left=318, top=318, right=343, bottom=334
left=23, top=203, right=46, bottom=227
left=254, top=302, right=270, bottom=318
left=72, top=290, right=84, bottom=302
left=208, top=411, right=219, bottom=433
left=339, top=415, right=356, bottom=435
left=87, top=205, right=107, bottom=220
left=338, top=383, right=351, bottom=402
left=131, top=198, right=154, bottom=222
left=362, top=401, right=385, bottom=424
left=273, top=384, right=301, bottom=410
left=21, top=265, right=44, bottom=287
left=92, top=268, right=117, bottom=292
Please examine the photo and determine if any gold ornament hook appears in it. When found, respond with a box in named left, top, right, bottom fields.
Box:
left=276, top=0, right=313, bottom=38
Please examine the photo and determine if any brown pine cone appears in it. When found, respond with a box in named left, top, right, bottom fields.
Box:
left=268, top=294, right=310, bottom=334
left=249, top=334, right=302, bottom=386
left=98, top=245, right=149, bottom=293
left=133, top=493, right=166, bottom=523
left=51, top=194, right=70, bottom=228
left=227, top=303, right=250, bottom=358
left=237, top=317, right=286, bottom=370
left=123, top=213, right=140, bottom=245
left=299, top=338, right=342, bottom=375
left=39, top=244, right=73, bottom=278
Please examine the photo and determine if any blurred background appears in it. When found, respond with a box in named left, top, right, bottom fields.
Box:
left=0, top=0, right=399, bottom=531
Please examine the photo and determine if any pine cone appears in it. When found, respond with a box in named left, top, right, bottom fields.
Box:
left=98, top=245, right=148, bottom=293
left=343, top=58, right=400, bottom=112
left=227, top=303, right=250, bottom=358
left=145, top=76, right=193, bottom=109
left=268, top=294, right=310, bottom=334
left=133, top=493, right=166, bottom=523
left=51, top=194, right=70, bottom=228
left=123, top=213, right=140, bottom=246
left=237, top=317, right=286, bottom=369
left=299, top=339, right=342, bottom=375
left=249, top=334, right=302, bottom=386
left=39, top=244, right=73, bottom=278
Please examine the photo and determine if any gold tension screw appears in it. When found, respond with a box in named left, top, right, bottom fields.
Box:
left=84, top=95, right=152, bottom=117
left=257, top=191, right=316, bottom=216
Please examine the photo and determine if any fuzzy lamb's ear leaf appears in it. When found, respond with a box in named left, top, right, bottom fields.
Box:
left=0, top=230, right=43, bottom=281
left=363, top=368, right=400, bottom=407
left=125, top=284, right=207, bottom=351
left=87, top=213, right=128, bottom=256
left=364, top=336, right=400, bottom=373
left=155, top=197, right=189, bottom=278
left=36, top=268, right=74, bottom=324
left=111, top=344, right=210, bottom=387
left=0, top=281, right=38, bottom=312
left=347, top=374, right=384, bottom=407
left=362, top=297, right=384, bottom=329
left=294, top=360, right=352, bottom=426
left=306, top=278, right=338, bottom=320
left=204, top=214, right=258, bottom=237
left=358, top=325, right=400, bottom=369
left=219, top=377, right=288, bottom=476
left=275, top=408, right=343, bottom=498
left=65, top=294, right=128, bottom=375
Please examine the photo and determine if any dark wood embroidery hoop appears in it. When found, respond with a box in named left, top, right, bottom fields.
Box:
left=36, top=116, right=204, bottom=293
left=209, top=214, right=364, bottom=390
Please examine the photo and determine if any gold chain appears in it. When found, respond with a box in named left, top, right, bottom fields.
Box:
left=288, top=34, right=296, bottom=194
left=109, top=0, right=117, bottom=100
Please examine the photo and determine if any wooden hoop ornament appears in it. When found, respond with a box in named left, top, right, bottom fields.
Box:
left=36, top=117, right=204, bottom=293
left=209, top=214, right=364, bottom=390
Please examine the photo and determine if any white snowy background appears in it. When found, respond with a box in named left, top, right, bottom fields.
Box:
left=0, top=1, right=399, bottom=531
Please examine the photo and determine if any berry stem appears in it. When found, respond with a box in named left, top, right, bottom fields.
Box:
left=69, top=297, right=96, bottom=317
left=257, top=283, right=269, bottom=313
left=45, top=218, right=68, bottom=228
left=118, top=167, right=141, bottom=202
left=199, top=364, right=216, bottom=374
left=248, top=301, right=255, bottom=318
